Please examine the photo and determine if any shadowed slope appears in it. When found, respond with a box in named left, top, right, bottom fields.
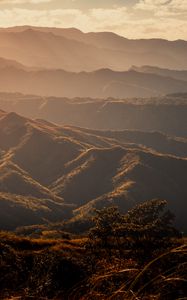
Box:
left=0, top=192, right=72, bottom=230
left=0, top=111, right=187, bottom=231
left=61, top=147, right=187, bottom=230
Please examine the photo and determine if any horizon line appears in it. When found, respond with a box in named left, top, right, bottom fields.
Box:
left=0, top=24, right=186, bottom=42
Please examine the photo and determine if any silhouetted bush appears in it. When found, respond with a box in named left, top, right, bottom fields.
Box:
left=0, top=200, right=185, bottom=300
left=87, top=199, right=181, bottom=262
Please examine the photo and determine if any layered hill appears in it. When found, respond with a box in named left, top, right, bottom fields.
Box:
left=52, top=146, right=187, bottom=230
left=0, top=57, right=29, bottom=71
left=131, top=65, right=187, bottom=82
left=0, top=111, right=76, bottom=229
left=0, top=26, right=187, bottom=71
left=0, top=110, right=187, bottom=231
left=0, top=93, right=187, bottom=137
left=0, top=58, right=187, bottom=97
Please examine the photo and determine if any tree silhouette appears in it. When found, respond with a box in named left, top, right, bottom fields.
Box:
left=88, top=199, right=181, bottom=261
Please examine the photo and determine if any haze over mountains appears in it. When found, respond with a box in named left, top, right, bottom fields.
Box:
left=1, top=92, right=187, bottom=138
left=0, top=25, right=187, bottom=235
left=0, top=26, right=187, bottom=71
left=131, top=65, right=187, bottom=82
left=1, top=57, right=187, bottom=98
left=0, top=26, right=187, bottom=98
left=0, top=5, right=187, bottom=296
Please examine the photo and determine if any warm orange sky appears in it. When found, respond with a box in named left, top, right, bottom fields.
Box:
left=0, top=0, right=186, bottom=40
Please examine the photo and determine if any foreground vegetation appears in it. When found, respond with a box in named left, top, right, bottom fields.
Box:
left=0, top=199, right=186, bottom=299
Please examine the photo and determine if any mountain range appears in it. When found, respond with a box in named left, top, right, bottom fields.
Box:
left=0, top=25, right=187, bottom=98
left=0, top=25, right=187, bottom=234
left=0, top=21, right=187, bottom=300
left=0, top=26, right=187, bottom=71
left=1, top=57, right=187, bottom=97
left=131, top=65, right=187, bottom=82
left=0, top=109, right=187, bottom=231
left=1, top=92, right=187, bottom=138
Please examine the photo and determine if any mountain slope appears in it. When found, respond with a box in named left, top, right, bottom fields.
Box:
left=0, top=110, right=187, bottom=231
left=52, top=146, right=187, bottom=230
left=0, top=192, right=72, bottom=230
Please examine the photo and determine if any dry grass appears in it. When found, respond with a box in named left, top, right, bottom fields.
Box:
left=0, top=230, right=186, bottom=300
left=73, top=241, right=187, bottom=300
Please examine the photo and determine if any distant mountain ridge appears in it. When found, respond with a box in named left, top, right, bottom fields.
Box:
left=131, top=65, right=187, bottom=82
left=1, top=92, right=187, bottom=137
left=0, top=57, right=28, bottom=70
left=0, top=57, right=187, bottom=98
left=0, top=26, right=187, bottom=71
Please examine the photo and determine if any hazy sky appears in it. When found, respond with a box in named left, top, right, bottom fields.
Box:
left=0, top=0, right=186, bottom=40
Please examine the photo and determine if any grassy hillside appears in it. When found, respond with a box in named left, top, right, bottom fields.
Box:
left=52, top=146, right=187, bottom=230
left=0, top=110, right=187, bottom=232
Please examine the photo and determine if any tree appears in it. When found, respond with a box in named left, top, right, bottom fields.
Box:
left=87, top=199, right=181, bottom=261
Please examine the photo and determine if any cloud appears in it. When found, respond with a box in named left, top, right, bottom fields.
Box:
left=135, top=0, right=187, bottom=14
left=135, top=0, right=172, bottom=10
left=90, top=7, right=129, bottom=28
left=0, top=1, right=186, bottom=40
left=0, top=0, right=52, bottom=3
left=0, top=7, right=129, bottom=30
left=0, top=8, right=86, bottom=27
